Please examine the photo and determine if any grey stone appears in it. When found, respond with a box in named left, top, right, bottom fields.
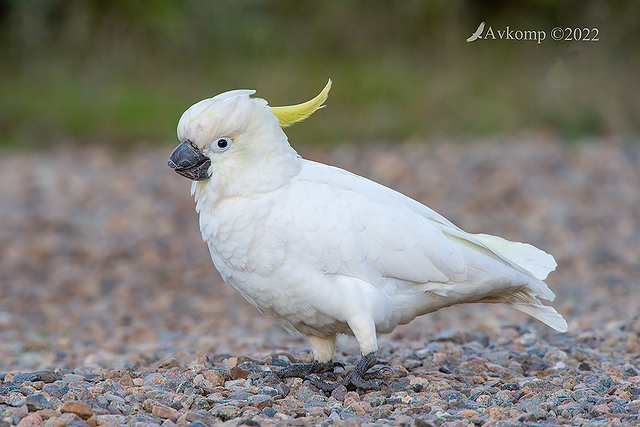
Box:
left=176, top=380, right=202, bottom=395
left=61, top=373, right=85, bottom=383
left=330, top=384, right=348, bottom=402
left=294, top=384, right=322, bottom=403
left=571, top=388, right=598, bottom=401
left=227, top=391, right=250, bottom=400
left=104, top=392, right=125, bottom=405
left=248, top=394, right=274, bottom=410
left=58, top=413, right=91, bottom=427
left=522, top=379, right=560, bottom=392
left=94, top=394, right=109, bottom=408
left=596, top=376, right=612, bottom=393
left=276, top=382, right=290, bottom=398
left=190, top=397, right=211, bottom=411
left=41, top=383, right=68, bottom=398
left=237, top=361, right=264, bottom=374
left=362, top=393, right=386, bottom=407
left=413, top=418, right=436, bottom=427
left=12, top=373, right=38, bottom=384
left=458, top=397, right=483, bottom=409
left=185, top=410, right=218, bottom=426
left=435, top=330, right=465, bottom=343
left=494, top=390, right=512, bottom=405
left=416, top=342, right=442, bottom=358
left=439, top=390, right=462, bottom=401
left=133, top=413, right=165, bottom=425
left=6, top=391, right=26, bottom=407
left=388, top=377, right=411, bottom=392
left=211, top=404, right=241, bottom=421
left=257, top=386, right=279, bottom=397
left=261, top=407, right=276, bottom=417
left=25, top=392, right=52, bottom=411
left=608, top=402, right=626, bottom=414
left=151, top=392, right=173, bottom=407
left=0, top=382, right=26, bottom=395
left=621, top=364, right=638, bottom=377
left=404, top=359, right=422, bottom=370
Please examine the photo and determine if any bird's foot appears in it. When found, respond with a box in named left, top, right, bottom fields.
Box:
left=361, top=365, right=393, bottom=380
left=306, top=352, right=389, bottom=392
left=273, top=359, right=343, bottom=379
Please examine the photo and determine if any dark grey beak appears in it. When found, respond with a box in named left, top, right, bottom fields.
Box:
left=168, top=141, right=211, bottom=181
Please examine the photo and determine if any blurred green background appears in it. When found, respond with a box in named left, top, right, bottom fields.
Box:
left=1, top=0, right=638, bottom=149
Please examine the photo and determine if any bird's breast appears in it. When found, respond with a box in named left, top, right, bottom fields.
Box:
left=198, top=192, right=285, bottom=279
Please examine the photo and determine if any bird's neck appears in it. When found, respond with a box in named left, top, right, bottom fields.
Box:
left=191, top=144, right=301, bottom=207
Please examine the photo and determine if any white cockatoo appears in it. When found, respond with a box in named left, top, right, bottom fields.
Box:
left=168, top=80, right=567, bottom=390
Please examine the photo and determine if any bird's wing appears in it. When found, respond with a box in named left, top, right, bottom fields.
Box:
left=279, top=160, right=565, bottom=332
left=286, top=162, right=526, bottom=289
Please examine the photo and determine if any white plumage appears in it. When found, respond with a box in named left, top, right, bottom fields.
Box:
left=168, top=80, right=567, bottom=383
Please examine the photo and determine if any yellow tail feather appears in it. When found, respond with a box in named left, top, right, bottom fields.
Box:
left=271, top=79, right=332, bottom=128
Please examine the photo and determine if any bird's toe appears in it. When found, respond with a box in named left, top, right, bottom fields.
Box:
left=344, top=370, right=386, bottom=390
left=274, top=360, right=340, bottom=379
left=363, top=366, right=393, bottom=380
left=305, top=375, right=343, bottom=392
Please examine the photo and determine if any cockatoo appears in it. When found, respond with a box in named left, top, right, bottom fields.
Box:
left=168, top=80, right=567, bottom=390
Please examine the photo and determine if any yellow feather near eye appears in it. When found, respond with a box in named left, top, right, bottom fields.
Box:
left=271, top=79, right=332, bottom=128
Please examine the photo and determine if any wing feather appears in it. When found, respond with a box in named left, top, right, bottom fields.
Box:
left=286, top=161, right=557, bottom=305
left=287, top=161, right=470, bottom=286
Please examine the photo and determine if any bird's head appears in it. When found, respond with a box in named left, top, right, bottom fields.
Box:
left=168, top=80, right=331, bottom=188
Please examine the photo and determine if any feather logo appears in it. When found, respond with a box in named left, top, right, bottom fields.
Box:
left=466, top=22, right=485, bottom=42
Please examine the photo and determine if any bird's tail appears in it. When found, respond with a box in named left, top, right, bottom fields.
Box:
left=473, top=233, right=567, bottom=332
left=473, top=233, right=557, bottom=281
left=502, top=291, right=568, bottom=332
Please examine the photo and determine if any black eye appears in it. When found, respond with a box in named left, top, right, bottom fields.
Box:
left=217, top=139, right=228, bottom=149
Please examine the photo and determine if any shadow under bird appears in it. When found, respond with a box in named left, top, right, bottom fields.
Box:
left=168, top=80, right=567, bottom=390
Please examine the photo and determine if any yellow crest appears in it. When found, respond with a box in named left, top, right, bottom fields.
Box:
left=271, top=79, right=332, bottom=128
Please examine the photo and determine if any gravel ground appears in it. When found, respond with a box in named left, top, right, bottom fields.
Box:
left=1, top=135, right=639, bottom=426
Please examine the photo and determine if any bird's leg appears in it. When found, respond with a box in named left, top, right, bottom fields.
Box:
left=307, top=352, right=388, bottom=392
left=307, top=314, right=389, bottom=391
left=272, top=334, right=342, bottom=379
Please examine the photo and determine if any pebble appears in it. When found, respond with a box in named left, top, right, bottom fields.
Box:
left=25, top=392, right=51, bottom=411
left=1, top=339, right=632, bottom=426
left=5, top=392, right=26, bottom=407
left=59, top=401, right=94, bottom=420
left=151, top=403, right=179, bottom=420
left=330, top=384, right=348, bottom=401
left=248, top=394, right=274, bottom=410
left=212, top=404, right=241, bottom=421
left=201, top=369, right=225, bottom=387
left=61, top=373, right=85, bottom=383
left=16, top=412, right=42, bottom=427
